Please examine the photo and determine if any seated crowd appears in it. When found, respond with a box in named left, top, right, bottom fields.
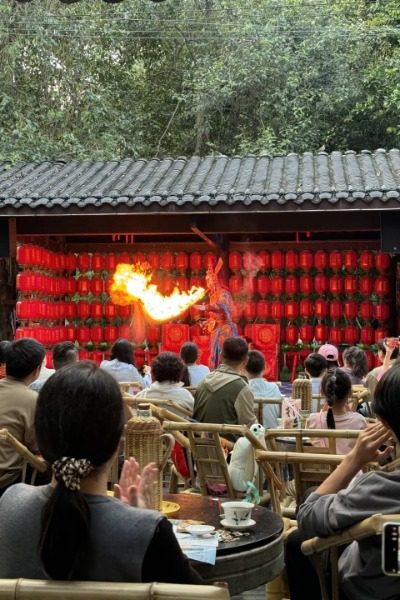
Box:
left=0, top=333, right=399, bottom=599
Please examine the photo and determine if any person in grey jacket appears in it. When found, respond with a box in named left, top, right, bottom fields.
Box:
left=286, top=363, right=400, bottom=600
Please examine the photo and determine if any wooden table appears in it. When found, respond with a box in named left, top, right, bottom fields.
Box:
left=165, top=493, right=284, bottom=595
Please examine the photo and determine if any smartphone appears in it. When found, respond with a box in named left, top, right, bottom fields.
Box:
left=382, top=523, right=400, bottom=575
left=385, top=337, right=400, bottom=350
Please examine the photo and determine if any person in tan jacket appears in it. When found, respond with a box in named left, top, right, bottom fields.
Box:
left=0, top=338, right=45, bottom=496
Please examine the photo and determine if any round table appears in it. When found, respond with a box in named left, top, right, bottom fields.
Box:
left=165, top=493, right=284, bottom=595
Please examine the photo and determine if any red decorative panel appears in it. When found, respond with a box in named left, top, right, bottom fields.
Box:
left=244, top=324, right=280, bottom=380
left=161, top=324, right=190, bottom=353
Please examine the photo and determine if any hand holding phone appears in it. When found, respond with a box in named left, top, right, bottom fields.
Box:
left=382, top=522, right=400, bottom=575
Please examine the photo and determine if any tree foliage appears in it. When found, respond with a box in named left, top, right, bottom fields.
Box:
left=0, top=0, right=399, bottom=161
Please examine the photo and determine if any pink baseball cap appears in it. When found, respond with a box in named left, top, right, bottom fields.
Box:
left=318, top=344, right=339, bottom=361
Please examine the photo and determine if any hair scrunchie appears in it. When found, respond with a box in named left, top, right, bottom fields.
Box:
left=53, top=457, right=93, bottom=491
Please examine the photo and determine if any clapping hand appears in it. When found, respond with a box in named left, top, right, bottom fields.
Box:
left=114, top=458, right=158, bottom=509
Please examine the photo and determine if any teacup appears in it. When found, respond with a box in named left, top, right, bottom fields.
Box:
left=221, top=501, right=253, bottom=527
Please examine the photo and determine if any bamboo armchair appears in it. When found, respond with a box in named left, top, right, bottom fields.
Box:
left=301, top=514, right=400, bottom=600
left=350, top=385, right=374, bottom=416
left=253, top=396, right=282, bottom=427
left=122, top=392, right=193, bottom=419
left=265, top=428, right=361, bottom=454
left=118, top=381, right=144, bottom=394
left=0, top=428, right=47, bottom=485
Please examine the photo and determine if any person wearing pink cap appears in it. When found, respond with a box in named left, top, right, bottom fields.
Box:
left=317, top=343, right=339, bottom=368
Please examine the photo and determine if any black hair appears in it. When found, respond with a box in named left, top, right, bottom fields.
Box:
left=222, top=336, right=248, bottom=365
left=343, top=346, right=368, bottom=379
left=321, top=368, right=352, bottom=429
left=181, top=365, right=191, bottom=387
left=152, top=351, right=184, bottom=383
left=35, top=361, right=124, bottom=580
left=377, top=339, right=399, bottom=360
left=0, top=340, right=11, bottom=364
left=180, top=342, right=199, bottom=365
left=53, top=341, right=78, bottom=370
left=305, top=353, right=328, bottom=378
left=246, top=350, right=265, bottom=376
left=6, top=338, right=45, bottom=380
left=110, top=338, right=135, bottom=366
left=374, top=363, right=400, bottom=441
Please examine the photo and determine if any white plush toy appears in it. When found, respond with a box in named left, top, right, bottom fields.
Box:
left=228, top=422, right=266, bottom=492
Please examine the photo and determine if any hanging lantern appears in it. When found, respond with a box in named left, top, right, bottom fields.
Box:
left=359, top=251, right=374, bottom=271
left=189, top=252, right=202, bottom=272
left=285, top=325, right=298, bottom=345
left=104, top=325, right=118, bottom=344
left=257, top=251, right=270, bottom=272
left=285, top=251, right=298, bottom=272
left=147, top=325, right=160, bottom=345
left=203, top=252, right=217, bottom=271
left=118, top=324, right=132, bottom=340
left=314, top=324, right=328, bottom=342
left=77, top=252, right=91, bottom=272
left=343, top=325, right=359, bottom=345
left=229, top=274, right=243, bottom=295
left=230, top=302, right=244, bottom=321
left=16, top=245, right=30, bottom=267
left=329, top=275, right=343, bottom=295
left=343, top=300, right=357, bottom=320
left=299, top=324, right=314, bottom=343
left=162, top=274, right=175, bottom=295
left=329, top=251, right=343, bottom=272
left=176, top=275, right=189, bottom=291
left=256, top=300, right=270, bottom=320
left=314, top=250, right=328, bottom=271
left=359, top=301, right=373, bottom=320
left=104, top=303, right=118, bottom=320
left=270, top=301, right=284, bottom=320
left=91, top=277, right=103, bottom=296
left=118, top=305, right=131, bottom=320
left=76, top=326, right=91, bottom=345
left=243, top=251, right=256, bottom=272
left=375, top=275, right=390, bottom=296
left=375, top=327, right=390, bottom=343
left=77, top=278, right=91, bottom=296
left=285, top=301, right=299, bottom=320
left=359, top=276, right=373, bottom=296
left=329, top=300, right=342, bottom=320
left=90, top=301, right=103, bottom=320
left=360, top=326, right=375, bottom=345
left=16, top=300, right=31, bottom=320
left=344, top=275, right=357, bottom=295
left=16, top=272, right=31, bottom=293
left=271, top=250, right=284, bottom=271
left=160, top=251, right=174, bottom=271
left=243, top=301, right=257, bottom=321
left=65, top=302, right=77, bottom=320
left=243, top=274, right=257, bottom=296
left=92, top=253, right=105, bottom=272
left=176, top=252, right=189, bottom=272
left=256, top=275, right=270, bottom=298
left=146, top=251, right=159, bottom=270
left=299, top=275, right=314, bottom=295
left=105, top=254, right=117, bottom=272
left=270, top=276, right=284, bottom=295
left=190, top=275, right=204, bottom=289
left=373, top=303, right=390, bottom=321
left=315, top=299, right=328, bottom=319
left=65, top=253, right=77, bottom=272
left=375, top=252, right=391, bottom=272
left=228, top=251, right=242, bottom=272
left=77, top=301, right=91, bottom=320
left=64, top=326, right=76, bottom=342
left=133, top=252, right=147, bottom=265
left=329, top=327, right=343, bottom=346
left=343, top=250, right=357, bottom=272
left=284, top=275, right=298, bottom=295
left=90, top=325, right=104, bottom=344
left=314, top=274, right=328, bottom=294
left=299, top=299, right=314, bottom=319
left=299, top=250, right=313, bottom=271
left=117, top=252, right=130, bottom=265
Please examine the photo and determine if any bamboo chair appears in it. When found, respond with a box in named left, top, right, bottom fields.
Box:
left=301, top=514, right=400, bottom=600
left=350, top=386, right=374, bottom=416
left=118, top=381, right=144, bottom=394
left=0, top=428, right=47, bottom=485
left=253, top=396, right=282, bottom=426
left=122, top=392, right=193, bottom=419
left=312, top=394, right=325, bottom=412
left=0, top=579, right=230, bottom=600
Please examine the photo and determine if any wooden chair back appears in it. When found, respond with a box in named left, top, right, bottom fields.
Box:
left=350, top=386, right=373, bottom=416
left=0, top=428, right=47, bottom=485
left=118, top=381, right=144, bottom=394
left=253, top=397, right=282, bottom=427
left=123, top=393, right=192, bottom=419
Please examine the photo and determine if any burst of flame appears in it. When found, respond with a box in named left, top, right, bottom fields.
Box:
left=111, top=263, right=206, bottom=323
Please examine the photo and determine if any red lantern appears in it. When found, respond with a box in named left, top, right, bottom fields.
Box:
left=230, top=303, right=244, bottom=321
left=65, top=302, right=77, bottom=320
left=176, top=252, right=189, bottom=272
left=176, top=276, right=189, bottom=291
left=243, top=251, right=256, bottom=272
left=360, top=326, right=375, bottom=345
left=270, top=301, right=284, bottom=320
left=65, top=253, right=77, bottom=272
left=257, top=251, right=270, bottom=272
left=343, top=325, right=359, bottom=344
left=315, top=299, right=328, bottom=319
left=147, top=325, right=160, bottom=345
left=343, top=301, right=357, bottom=320
left=359, top=301, right=373, bottom=320
left=285, top=325, right=298, bottom=345
left=343, top=250, right=357, bottom=272
left=90, top=301, right=103, bottom=320
left=329, top=251, right=342, bottom=272
left=162, top=274, right=175, bottom=295
left=329, top=275, right=343, bottom=295
left=147, top=251, right=160, bottom=270
left=314, top=324, right=328, bottom=342
left=256, top=275, right=270, bottom=297
left=118, top=324, right=132, bottom=340
left=76, top=326, right=91, bottom=345
left=299, top=275, right=314, bottom=295
left=329, top=300, right=342, bottom=320
left=344, top=275, right=357, bottom=295
left=271, top=251, right=284, bottom=271
left=285, top=275, right=298, bottom=295
left=189, top=252, right=202, bottom=272
left=118, top=305, right=131, bottom=320
left=104, top=303, right=117, bottom=320
left=160, top=251, right=174, bottom=271
left=359, top=276, right=373, bottom=296
left=285, top=301, right=298, bottom=320
left=375, top=276, right=390, bottom=296
left=16, top=245, right=31, bottom=267
left=203, top=252, right=217, bottom=271
left=243, top=274, right=257, bottom=296
left=314, top=250, right=328, bottom=271
left=105, top=254, right=117, bottom=272
left=16, top=272, right=31, bottom=293
left=299, top=299, right=313, bottom=319
left=133, top=252, right=146, bottom=265
left=375, top=327, right=390, bottom=343
left=329, top=327, right=343, bottom=346
left=314, top=274, right=328, bottom=294
left=299, top=324, right=314, bottom=343
left=79, top=349, right=90, bottom=360
left=285, top=251, right=298, bottom=272
left=270, top=276, right=284, bottom=295
left=92, top=253, right=105, bottom=272
left=256, top=300, right=269, bottom=320
left=77, top=278, right=91, bottom=296
left=77, top=301, right=90, bottom=320
left=117, top=252, right=130, bottom=265
left=375, top=252, right=390, bottom=272
left=77, top=253, right=91, bottom=272
left=229, top=274, right=243, bottom=295
left=243, top=301, right=257, bottom=321
left=104, top=325, right=118, bottom=343
left=90, top=325, right=103, bottom=344
left=91, top=277, right=103, bottom=296
left=359, top=251, right=373, bottom=271
left=299, top=250, right=313, bottom=271
left=373, top=303, right=390, bottom=321
left=190, top=275, right=204, bottom=289
left=228, top=251, right=242, bottom=272
left=92, top=351, right=103, bottom=365
left=16, top=300, right=31, bottom=320
left=65, top=326, right=76, bottom=342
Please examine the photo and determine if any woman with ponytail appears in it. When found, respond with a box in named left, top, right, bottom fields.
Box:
left=0, top=361, right=201, bottom=584
left=307, top=368, right=368, bottom=454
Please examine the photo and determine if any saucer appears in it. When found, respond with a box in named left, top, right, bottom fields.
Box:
left=220, top=518, right=256, bottom=531
left=186, top=524, right=215, bottom=537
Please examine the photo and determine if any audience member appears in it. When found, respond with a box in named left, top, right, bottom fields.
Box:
left=286, top=364, right=400, bottom=600
left=317, top=343, right=339, bottom=368
left=307, top=368, right=368, bottom=454
left=0, top=338, right=45, bottom=496
left=366, top=339, right=399, bottom=396
left=100, top=338, right=151, bottom=389
left=304, top=352, right=328, bottom=401
left=0, top=361, right=201, bottom=583
left=30, top=355, right=55, bottom=392
left=135, top=352, right=194, bottom=415
left=194, top=337, right=256, bottom=435
left=180, top=342, right=210, bottom=386
left=246, top=350, right=281, bottom=428
left=342, top=346, right=368, bottom=385
left=52, top=341, right=79, bottom=370
left=0, top=340, right=11, bottom=379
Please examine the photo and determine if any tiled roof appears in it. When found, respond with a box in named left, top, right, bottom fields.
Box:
left=1, top=149, right=400, bottom=214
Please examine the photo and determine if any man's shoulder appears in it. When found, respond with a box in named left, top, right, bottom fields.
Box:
left=0, top=378, right=37, bottom=401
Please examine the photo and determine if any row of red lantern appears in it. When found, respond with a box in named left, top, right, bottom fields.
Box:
left=221, top=299, right=390, bottom=322
left=16, top=300, right=132, bottom=321
left=228, top=274, right=391, bottom=297
left=16, top=272, right=78, bottom=296
left=17, top=245, right=77, bottom=272
left=228, top=250, right=391, bottom=273
left=283, top=324, right=389, bottom=346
